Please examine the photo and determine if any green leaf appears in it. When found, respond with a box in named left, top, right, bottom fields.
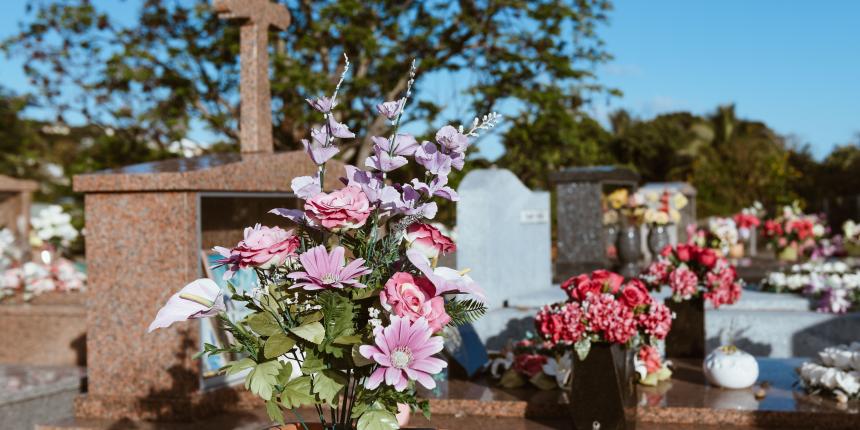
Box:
left=574, top=338, right=591, bottom=361
left=357, top=408, right=399, bottom=430
left=312, top=369, right=346, bottom=404
left=351, top=344, right=374, bottom=367
left=225, top=357, right=255, bottom=376
left=244, top=360, right=281, bottom=400
left=318, top=291, right=355, bottom=357
left=300, top=349, right=325, bottom=374
left=301, top=311, right=323, bottom=324
left=265, top=399, right=284, bottom=424
left=290, top=321, right=325, bottom=344
left=246, top=313, right=282, bottom=337
left=333, top=334, right=362, bottom=345
left=264, top=332, right=296, bottom=359
left=529, top=372, right=557, bottom=390
left=499, top=368, right=526, bottom=388
left=419, top=399, right=431, bottom=420
left=444, top=299, right=488, bottom=326
left=280, top=375, right=315, bottom=409
left=276, top=362, right=294, bottom=386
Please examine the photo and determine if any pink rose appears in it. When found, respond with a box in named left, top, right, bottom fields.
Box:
left=620, top=279, right=652, bottom=309
left=405, top=223, right=456, bottom=259
left=380, top=272, right=450, bottom=332
left=669, top=266, right=698, bottom=299
left=305, top=185, right=371, bottom=230
left=214, top=224, right=299, bottom=280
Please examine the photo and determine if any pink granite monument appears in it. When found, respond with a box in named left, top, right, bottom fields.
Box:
left=67, top=0, right=346, bottom=422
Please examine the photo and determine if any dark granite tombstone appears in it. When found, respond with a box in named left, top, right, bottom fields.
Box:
left=551, top=166, right=639, bottom=281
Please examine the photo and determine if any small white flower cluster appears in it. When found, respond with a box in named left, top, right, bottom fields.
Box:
left=461, top=112, right=501, bottom=137
left=0, top=228, right=23, bottom=270
left=0, top=259, right=86, bottom=301
left=367, top=306, right=382, bottom=332
left=31, top=205, right=79, bottom=249
left=798, top=342, right=860, bottom=402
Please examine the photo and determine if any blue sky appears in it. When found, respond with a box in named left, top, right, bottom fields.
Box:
left=1, top=1, right=857, bottom=160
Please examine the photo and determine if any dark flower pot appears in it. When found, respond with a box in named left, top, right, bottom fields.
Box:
left=570, top=343, right=636, bottom=430
left=664, top=295, right=705, bottom=359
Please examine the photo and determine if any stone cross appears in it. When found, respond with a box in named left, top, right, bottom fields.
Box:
left=213, top=0, right=291, bottom=154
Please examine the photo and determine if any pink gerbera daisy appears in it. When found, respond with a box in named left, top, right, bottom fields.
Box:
left=359, top=316, right=447, bottom=391
left=287, top=245, right=371, bottom=290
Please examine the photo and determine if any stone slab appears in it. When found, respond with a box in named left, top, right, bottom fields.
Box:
left=0, top=365, right=84, bottom=430
left=0, top=293, right=87, bottom=366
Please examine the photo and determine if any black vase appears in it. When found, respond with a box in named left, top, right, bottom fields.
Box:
left=664, top=295, right=705, bottom=359
left=570, top=343, right=636, bottom=430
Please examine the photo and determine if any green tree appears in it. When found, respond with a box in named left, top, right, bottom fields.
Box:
left=5, top=0, right=615, bottom=164
left=497, top=86, right=613, bottom=190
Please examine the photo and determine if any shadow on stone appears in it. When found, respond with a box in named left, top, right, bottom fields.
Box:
left=484, top=315, right=536, bottom=351
left=792, top=312, right=860, bottom=357
left=70, top=333, right=87, bottom=367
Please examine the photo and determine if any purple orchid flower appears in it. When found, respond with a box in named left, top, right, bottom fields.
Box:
left=372, top=134, right=418, bottom=156
left=302, top=138, right=339, bottom=165
left=411, top=176, right=459, bottom=201
left=365, top=146, right=408, bottom=172
left=306, top=96, right=335, bottom=113
left=342, top=165, right=387, bottom=203
left=287, top=245, right=371, bottom=290
left=291, top=175, right=321, bottom=200
left=376, top=98, right=405, bottom=120
left=435, top=125, right=470, bottom=154
left=328, top=116, right=355, bottom=139
left=414, top=142, right=453, bottom=176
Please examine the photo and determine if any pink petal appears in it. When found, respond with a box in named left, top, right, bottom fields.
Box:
left=358, top=344, right=380, bottom=360
left=366, top=368, right=385, bottom=390
left=374, top=330, right=391, bottom=355
left=394, top=375, right=409, bottom=391
left=372, top=352, right=391, bottom=367
left=385, top=367, right=402, bottom=387
left=411, top=356, right=447, bottom=374
left=406, top=369, right=436, bottom=390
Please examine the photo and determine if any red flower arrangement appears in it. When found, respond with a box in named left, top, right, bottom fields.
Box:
left=537, top=270, right=673, bottom=359
left=762, top=203, right=827, bottom=257
left=641, top=244, right=743, bottom=308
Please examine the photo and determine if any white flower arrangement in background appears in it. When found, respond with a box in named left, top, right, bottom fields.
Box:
left=763, top=261, right=860, bottom=313
left=31, top=205, right=79, bottom=249
left=798, top=342, right=860, bottom=403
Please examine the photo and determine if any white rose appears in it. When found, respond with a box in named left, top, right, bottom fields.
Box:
left=821, top=368, right=840, bottom=389
left=836, top=370, right=860, bottom=395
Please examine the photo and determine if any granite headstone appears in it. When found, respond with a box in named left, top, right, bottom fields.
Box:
left=551, top=166, right=639, bottom=281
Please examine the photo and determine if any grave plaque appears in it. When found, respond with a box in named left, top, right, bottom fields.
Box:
left=551, top=166, right=639, bottom=281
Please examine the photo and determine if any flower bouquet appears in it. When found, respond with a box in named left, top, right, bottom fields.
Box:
left=639, top=189, right=687, bottom=256
left=762, top=261, right=860, bottom=313
left=733, top=202, right=764, bottom=255
left=488, top=339, right=573, bottom=390
left=0, top=227, right=86, bottom=302
left=641, top=244, right=742, bottom=358
left=843, top=220, right=860, bottom=257
left=798, top=343, right=860, bottom=403
left=547, top=270, right=672, bottom=429
left=148, top=59, right=495, bottom=429
left=763, top=202, right=827, bottom=261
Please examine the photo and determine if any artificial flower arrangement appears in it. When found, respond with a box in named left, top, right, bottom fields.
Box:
left=538, top=270, right=673, bottom=365
left=0, top=227, right=86, bottom=302
left=686, top=217, right=740, bottom=256
left=30, top=205, right=80, bottom=252
left=148, top=58, right=496, bottom=429
left=634, top=344, right=672, bottom=386
left=843, top=220, right=860, bottom=256
left=798, top=342, right=860, bottom=403
left=605, top=188, right=646, bottom=225
left=762, top=261, right=860, bottom=313
left=763, top=202, right=827, bottom=260
left=488, top=338, right=573, bottom=390
left=641, top=244, right=743, bottom=308
left=733, top=202, right=764, bottom=243
left=639, top=189, right=687, bottom=226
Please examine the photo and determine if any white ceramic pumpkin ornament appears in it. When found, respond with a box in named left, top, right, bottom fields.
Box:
left=703, top=345, right=759, bottom=389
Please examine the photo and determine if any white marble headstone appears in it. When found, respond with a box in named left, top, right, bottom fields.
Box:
left=456, top=168, right=553, bottom=309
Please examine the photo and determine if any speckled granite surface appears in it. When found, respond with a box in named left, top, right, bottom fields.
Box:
left=1, top=365, right=84, bottom=430
left=0, top=293, right=87, bottom=366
